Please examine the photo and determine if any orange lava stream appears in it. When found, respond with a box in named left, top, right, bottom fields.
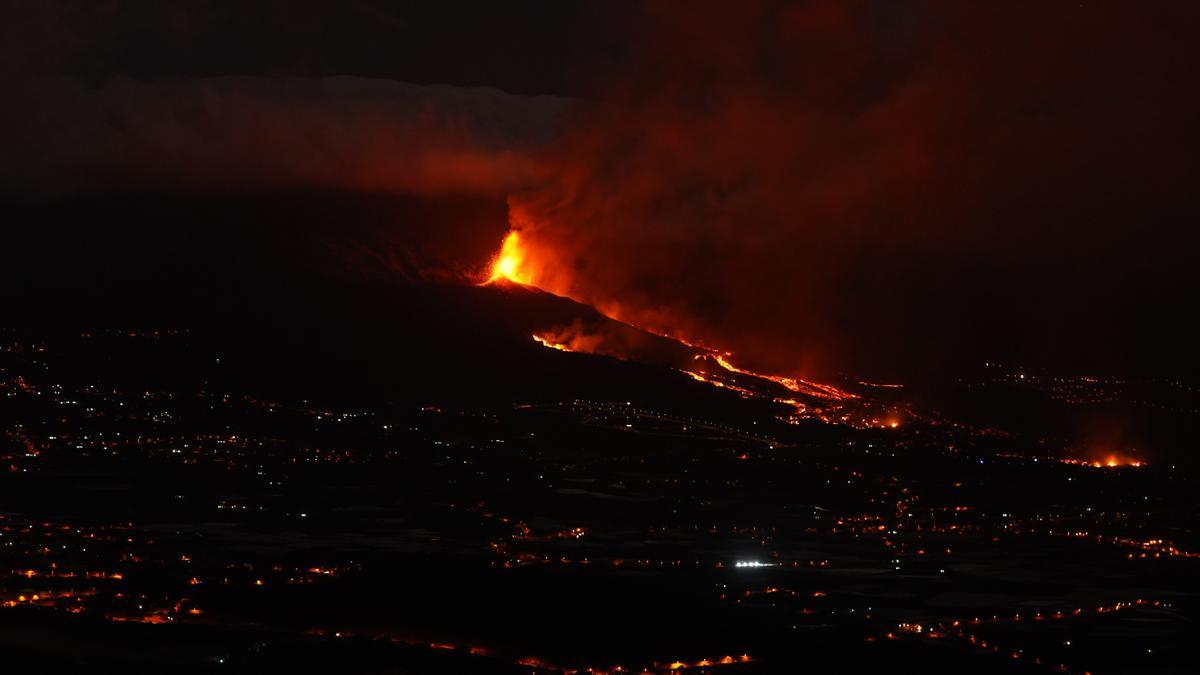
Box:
left=531, top=334, right=575, bottom=352
left=708, top=353, right=857, bottom=401
left=484, top=229, right=859, bottom=405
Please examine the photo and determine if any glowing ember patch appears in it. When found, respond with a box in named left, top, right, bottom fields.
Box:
left=858, top=380, right=905, bottom=389
left=1060, top=453, right=1145, bottom=469
left=531, top=334, right=575, bottom=352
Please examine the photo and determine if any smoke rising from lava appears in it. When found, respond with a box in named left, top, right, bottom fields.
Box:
left=0, top=1, right=572, bottom=200
left=1, top=76, right=570, bottom=199
left=499, top=1, right=1200, bottom=381
left=4, top=1, right=1198, bottom=382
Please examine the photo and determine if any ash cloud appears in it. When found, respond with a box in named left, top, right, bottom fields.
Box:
left=4, top=0, right=1199, bottom=382
left=510, top=1, right=1200, bottom=380
left=0, top=1, right=572, bottom=285
left=0, top=1, right=570, bottom=198
left=2, top=75, right=570, bottom=198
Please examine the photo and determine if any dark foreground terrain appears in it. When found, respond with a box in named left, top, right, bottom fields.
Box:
left=1, top=328, right=1197, bottom=674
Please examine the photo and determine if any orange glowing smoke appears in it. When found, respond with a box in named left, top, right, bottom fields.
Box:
left=530, top=321, right=620, bottom=358
left=485, top=231, right=532, bottom=285
left=1094, top=453, right=1142, bottom=468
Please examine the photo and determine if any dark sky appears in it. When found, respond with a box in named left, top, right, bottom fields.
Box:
left=3, top=1, right=1198, bottom=383
left=8, top=1, right=586, bottom=93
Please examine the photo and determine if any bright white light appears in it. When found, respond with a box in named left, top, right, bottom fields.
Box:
left=733, top=560, right=777, bottom=568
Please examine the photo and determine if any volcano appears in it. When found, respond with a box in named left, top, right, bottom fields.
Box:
left=0, top=191, right=827, bottom=418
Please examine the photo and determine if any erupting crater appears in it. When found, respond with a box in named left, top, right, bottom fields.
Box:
left=478, top=230, right=900, bottom=429
left=484, top=231, right=533, bottom=286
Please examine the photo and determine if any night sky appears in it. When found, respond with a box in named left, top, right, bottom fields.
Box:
left=4, top=0, right=1199, bottom=383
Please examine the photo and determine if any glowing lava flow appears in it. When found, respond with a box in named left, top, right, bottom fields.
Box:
left=483, top=230, right=864, bottom=415
left=531, top=334, right=575, bottom=352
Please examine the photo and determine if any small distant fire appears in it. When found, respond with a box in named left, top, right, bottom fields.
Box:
left=1060, top=452, right=1145, bottom=469
left=531, top=334, right=565, bottom=351
left=530, top=321, right=640, bottom=361
left=531, top=333, right=578, bottom=353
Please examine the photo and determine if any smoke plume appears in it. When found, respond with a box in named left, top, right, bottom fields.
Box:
left=506, top=1, right=1200, bottom=380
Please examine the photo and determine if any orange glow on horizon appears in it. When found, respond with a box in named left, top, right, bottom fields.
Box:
left=1060, top=452, right=1145, bottom=469
left=1095, top=452, right=1144, bottom=468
